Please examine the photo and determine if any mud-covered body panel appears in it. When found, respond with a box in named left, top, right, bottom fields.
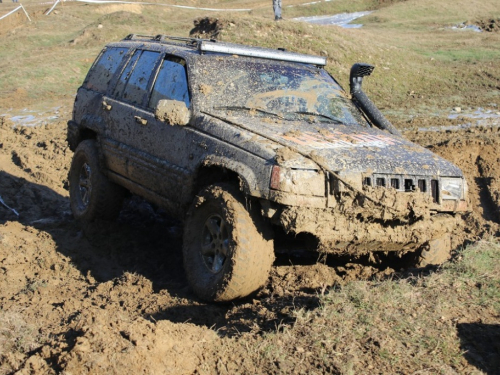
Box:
left=201, top=113, right=463, bottom=176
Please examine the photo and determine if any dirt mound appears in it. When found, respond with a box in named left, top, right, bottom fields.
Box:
left=474, top=18, right=500, bottom=32
left=69, top=10, right=147, bottom=46
left=189, top=17, right=230, bottom=40
left=94, top=3, right=143, bottom=15
left=0, top=5, right=46, bottom=35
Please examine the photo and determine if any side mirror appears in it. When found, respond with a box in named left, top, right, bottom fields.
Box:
left=155, top=99, right=190, bottom=126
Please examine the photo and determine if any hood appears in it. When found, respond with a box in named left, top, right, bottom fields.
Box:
left=203, top=112, right=463, bottom=177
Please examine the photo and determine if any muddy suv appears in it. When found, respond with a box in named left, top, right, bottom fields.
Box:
left=68, top=35, right=468, bottom=301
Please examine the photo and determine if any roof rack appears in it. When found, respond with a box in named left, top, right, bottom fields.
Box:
left=123, top=34, right=207, bottom=45
left=121, top=34, right=327, bottom=66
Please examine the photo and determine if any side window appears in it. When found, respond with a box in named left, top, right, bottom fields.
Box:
left=112, top=50, right=140, bottom=98
left=148, top=57, right=190, bottom=109
left=84, top=47, right=128, bottom=93
left=114, top=50, right=160, bottom=106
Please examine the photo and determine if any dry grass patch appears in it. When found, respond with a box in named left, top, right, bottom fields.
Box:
left=212, top=240, right=500, bottom=374
left=0, top=310, right=42, bottom=374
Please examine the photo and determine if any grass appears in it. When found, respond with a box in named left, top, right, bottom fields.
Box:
left=0, top=311, right=41, bottom=374
left=219, top=240, right=500, bottom=373
left=0, top=0, right=499, bottom=117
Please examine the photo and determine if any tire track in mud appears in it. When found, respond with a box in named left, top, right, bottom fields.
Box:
left=475, top=177, right=499, bottom=224
left=475, top=154, right=500, bottom=224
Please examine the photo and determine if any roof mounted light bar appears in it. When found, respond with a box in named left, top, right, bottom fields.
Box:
left=198, top=40, right=327, bottom=66
left=121, top=34, right=327, bottom=66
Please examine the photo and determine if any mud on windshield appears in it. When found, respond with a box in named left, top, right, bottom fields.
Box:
left=194, top=56, right=369, bottom=127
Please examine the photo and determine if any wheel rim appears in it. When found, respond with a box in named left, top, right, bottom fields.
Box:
left=78, top=162, right=92, bottom=208
left=201, top=214, right=229, bottom=273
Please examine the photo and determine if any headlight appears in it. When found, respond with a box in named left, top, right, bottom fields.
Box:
left=440, top=177, right=463, bottom=200
left=270, top=166, right=325, bottom=197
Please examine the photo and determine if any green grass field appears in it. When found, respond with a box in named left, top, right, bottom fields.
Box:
left=0, top=0, right=499, bottom=118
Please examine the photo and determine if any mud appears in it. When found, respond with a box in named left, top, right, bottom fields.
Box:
left=189, top=17, right=229, bottom=40
left=471, top=18, right=500, bottom=32
left=279, top=203, right=463, bottom=254
left=274, top=146, right=299, bottom=165
left=0, top=5, right=46, bottom=36
left=155, top=100, right=190, bottom=125
left=406, top=125, right=500, bottom=233
left=1, top=111, right=500, bottom=373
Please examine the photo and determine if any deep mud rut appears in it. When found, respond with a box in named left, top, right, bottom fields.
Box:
left=1, top=111, right=499, bottom=374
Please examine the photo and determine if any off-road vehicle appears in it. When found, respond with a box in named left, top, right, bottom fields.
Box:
left=68, top=35, right=468, bottom=301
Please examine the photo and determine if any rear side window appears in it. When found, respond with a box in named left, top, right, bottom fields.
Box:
left=84, top=47, right=128, bottom=93
left=114, top=50, right=160, bottom=106
left=148, top=57, right=190, bottom=109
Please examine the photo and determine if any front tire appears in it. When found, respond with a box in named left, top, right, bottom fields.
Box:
left=183, top=184, right=274, bottom=302
left=69, top=139, right=124, bottom=224
left=415, top=234, right=452, bottom=267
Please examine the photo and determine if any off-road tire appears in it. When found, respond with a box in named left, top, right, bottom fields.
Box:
left=415, top=234, right=452, bottom=267
left=183, top=183, right=274, bottom=302
left=69, top=140, right=124, bottom=224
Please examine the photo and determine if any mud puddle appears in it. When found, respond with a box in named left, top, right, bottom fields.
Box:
left=451, top=23, right=482, bottom=32
left=416, top=107, right=500, bottom=132
left=2, top=106, right=65, bottom=127
left=294, top=11, right=373, bottom=28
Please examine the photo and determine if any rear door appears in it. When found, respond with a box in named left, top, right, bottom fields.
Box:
left=100, top=48, right=161, bottom=182
left=72, top=46, right=129, bottom=138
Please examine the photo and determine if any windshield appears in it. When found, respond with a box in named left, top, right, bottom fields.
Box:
left=194, top=56, right=368, bottom=126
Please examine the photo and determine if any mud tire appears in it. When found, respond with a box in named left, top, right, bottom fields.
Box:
left=69, top=140, right=124, bottom=224
left=415, top=234, right=452, bottom=267
left=183, top=184, right=274, bottom=302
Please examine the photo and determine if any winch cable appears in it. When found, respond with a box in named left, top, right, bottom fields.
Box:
left=201, top=111, right=407, bottom=216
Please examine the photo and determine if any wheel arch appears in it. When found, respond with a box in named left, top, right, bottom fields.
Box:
left=68, top=114, right=104, bottom=151
left=192, top=156, right=262, bottom=199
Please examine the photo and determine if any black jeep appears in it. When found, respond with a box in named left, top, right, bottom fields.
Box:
left=68, top=35, right=468, bottom=301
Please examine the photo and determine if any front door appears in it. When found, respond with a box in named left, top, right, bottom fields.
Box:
left=101, top=50, right=196, bottom=210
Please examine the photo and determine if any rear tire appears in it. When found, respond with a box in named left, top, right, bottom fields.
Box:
left=183, top=184, right=274, bottom=302
left=69, top=140, right=124, bottom=224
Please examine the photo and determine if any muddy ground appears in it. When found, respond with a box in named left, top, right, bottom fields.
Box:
left=1, top=104, right=499, bottom=373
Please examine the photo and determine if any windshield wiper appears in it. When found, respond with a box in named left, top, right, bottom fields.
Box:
left=214, top=106, right=285, bottom=119
left=292, top=111, right=345, bottom=124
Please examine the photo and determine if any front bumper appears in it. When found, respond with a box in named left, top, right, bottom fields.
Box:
left=276, top=206, right=463, bottom=254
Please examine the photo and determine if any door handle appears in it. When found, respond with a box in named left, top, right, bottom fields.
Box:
left=134, top=116, right=148, bottom=126
left=102, top=101, right=112, bottom=111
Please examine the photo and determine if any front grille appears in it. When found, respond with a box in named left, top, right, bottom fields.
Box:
left=431, top=179, right=439, bottom=203
left=362, top=174, right=439, bottom=201
left=404, top=179, right=414, bottom=192
left=329, top=173, right=440, bottom=203
left=391, top=178, right=400, bottom=189
left=418, top=179, right=426, bottom=192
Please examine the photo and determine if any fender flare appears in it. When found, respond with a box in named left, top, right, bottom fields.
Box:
left=199, top=155, right=266, bottom=198
left=79, top=113, right=106, bottom=135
